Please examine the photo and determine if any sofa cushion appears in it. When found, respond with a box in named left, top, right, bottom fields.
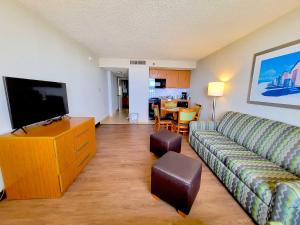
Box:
left=217, top=111, right=272, bottom=154
left=217, top=111, right=254, bottom=141
left=214, top=149, right=261, bottom=165
left=226, top=158, right=299, bottom=205
left=193, top=130, right=237, bottom=150
left=217, top=111, right=300, bottom=177
left=266, top=126, right=300, bottom=177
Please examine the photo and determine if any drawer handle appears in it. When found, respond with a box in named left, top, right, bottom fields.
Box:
left=78, top=154, right=90, bottom=167
left=76, top=129, right=89, bottom=138
left=77, top=141, right=89, bottom=152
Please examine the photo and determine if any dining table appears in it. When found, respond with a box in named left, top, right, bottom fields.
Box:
left=160, top=107, right=181, bottom=120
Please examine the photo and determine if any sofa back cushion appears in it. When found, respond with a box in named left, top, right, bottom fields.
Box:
left=217, top=111, right=300, bottom=177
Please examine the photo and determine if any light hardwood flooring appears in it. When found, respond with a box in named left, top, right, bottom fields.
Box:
left=102, top=109, right=130, bottom=124
left=0, top=125, right=254, bottom=225
left=101, top=109, right=154, bottom=125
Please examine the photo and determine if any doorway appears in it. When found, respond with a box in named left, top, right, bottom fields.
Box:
left=102, top=69, right=129, bottom=124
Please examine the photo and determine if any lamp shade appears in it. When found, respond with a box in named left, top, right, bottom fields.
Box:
left=208, top=82, right=224, bottom=97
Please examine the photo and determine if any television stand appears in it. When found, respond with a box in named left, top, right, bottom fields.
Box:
left=11, top=127, right=27, bottom=134
left=0, top=117, right=96, bottom=199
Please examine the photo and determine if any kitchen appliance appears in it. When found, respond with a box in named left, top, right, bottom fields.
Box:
left=181, top=92, right=187, bottom=99
left=149, top=97, right=161, bottom=120
left=177, top=101, right=189, bottom=108
left=154, top=79, right=166, bottom=88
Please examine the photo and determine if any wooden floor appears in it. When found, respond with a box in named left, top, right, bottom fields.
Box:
left=101, top=109, right=154, bottom=125
left=102, top=109, right=130, bottom=124
left=0, top=125, right=254, bottom=225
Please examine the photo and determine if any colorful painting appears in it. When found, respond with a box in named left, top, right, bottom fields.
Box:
left=248, top=40, right=300, bottom=109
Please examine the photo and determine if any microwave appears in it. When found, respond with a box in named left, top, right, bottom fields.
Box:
left=154, top=79, right=166, bottom=88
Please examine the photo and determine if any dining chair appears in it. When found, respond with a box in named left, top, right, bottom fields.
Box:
left=162, top=100, right=177, bottom=119
left=172, top=108, right=197, bottom=134
left=153, top=104, right=172, bottom=131
left=191, top=104, right=202, bottom=121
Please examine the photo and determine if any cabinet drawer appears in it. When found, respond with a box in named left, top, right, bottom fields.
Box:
left=59, top=152, right=92, bottom=192
left=74, top=120, right=96, bottom=157
left=55, top=132, right=76, bottom=172
left=75, top=131, right=95, bottom=158
left=75, top=127, right=91, bottom=151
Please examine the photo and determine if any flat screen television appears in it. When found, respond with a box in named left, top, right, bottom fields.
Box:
left=3, top=76, right=69, bottom=129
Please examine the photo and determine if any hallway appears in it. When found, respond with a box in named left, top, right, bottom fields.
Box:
left=102, top=109, right=130, bottom=124
left=102, top=109, right=154, bottom=125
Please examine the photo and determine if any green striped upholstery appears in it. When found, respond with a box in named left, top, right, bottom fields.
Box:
left=189, top=120, right=218, bottom=133
left=190, top=134, right=270, bottom=225
left=271, top=181, right=300, bottom=225
left=227, top=158, right=298, bottom=206
left=267, top=222, right=284, bottom=225
left=189, top=114, right=300, bottom=225
left=217, top=112, right=300, bottom=177
left=193, top=130, right=234, bottom=149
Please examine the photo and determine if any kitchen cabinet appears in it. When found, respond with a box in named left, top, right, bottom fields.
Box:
left=150, top=69, right=167, bottom=79
left=178, top=70, right=191, bottom=88
left=149, top=68, right=191, bottom=88
left=149, top=69, right=159, bottom=78
left=165, top=70, right=179, bottom=88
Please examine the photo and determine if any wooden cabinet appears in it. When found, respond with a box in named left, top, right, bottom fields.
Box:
left=149, top=68, right=191, bottom=88
left=0, top=117, right=96, bottom=199
left=165, top=70, right=179, bottom=88
left=150, top=69, right=167, bottom=79
left=178, top=70, right=191, bottom=88
left=149, top=69, right=159, bottom=78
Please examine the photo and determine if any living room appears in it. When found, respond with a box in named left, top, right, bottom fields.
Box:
left=0, top=1, right=300, bottom=225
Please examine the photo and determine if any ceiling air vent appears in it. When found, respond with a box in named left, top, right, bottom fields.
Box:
left=130, top=60, right=146, bottom=65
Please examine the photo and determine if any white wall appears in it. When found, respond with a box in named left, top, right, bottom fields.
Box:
left=107, top=71, right=113, bottom=116
left=111, top=74, right=119, bottom=114
left=0, top=0, right=109, bottom=134
left=107, top=72, right=120, bottom=116
left=99, top=58, right=196, bottom=69
left=129, top=66, right=149, bottom=122
left=0, top=0, right=109, bottom=190
left=191, top=8, right=300, bottom=126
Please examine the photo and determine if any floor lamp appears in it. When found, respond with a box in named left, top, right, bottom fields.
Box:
left=208, top=82, right=224, bottom=121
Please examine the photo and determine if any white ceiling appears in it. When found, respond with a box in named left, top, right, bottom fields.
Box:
left=18, top=0, right=300, bottom=60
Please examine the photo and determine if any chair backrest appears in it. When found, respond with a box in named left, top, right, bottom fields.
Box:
left=191, top=104, right=202, bottom=120
left=164, top=101, right=177, bottom=109
left=178, top=108, right=197, bottom=124
left=152, top=104, right=160, bottom=122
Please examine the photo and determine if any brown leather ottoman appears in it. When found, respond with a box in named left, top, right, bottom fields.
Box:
left=150, top=129, right=182, bottom=157
left=151, top=151, right=202, bottom=215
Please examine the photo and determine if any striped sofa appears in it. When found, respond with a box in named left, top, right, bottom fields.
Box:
left=189, top=111, right=300, bottom=225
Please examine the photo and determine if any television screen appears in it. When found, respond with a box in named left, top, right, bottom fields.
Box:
left=3, top=77, right=69, bottom=129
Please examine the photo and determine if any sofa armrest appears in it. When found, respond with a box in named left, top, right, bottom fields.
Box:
left=189, top=120, right=218, bottom=133
left=270, top=181, right=300, bottom=225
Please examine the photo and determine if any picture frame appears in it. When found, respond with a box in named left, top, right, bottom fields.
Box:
left=247, top=39, right=300, bottom=109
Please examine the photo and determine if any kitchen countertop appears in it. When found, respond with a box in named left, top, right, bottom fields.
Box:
left=160, top=98, right=190, bottom=101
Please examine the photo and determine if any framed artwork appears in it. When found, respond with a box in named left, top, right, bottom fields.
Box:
left=248, top=39, right=300, bottom=109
